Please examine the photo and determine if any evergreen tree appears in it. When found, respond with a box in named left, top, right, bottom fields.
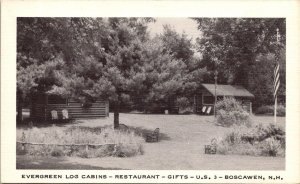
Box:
left=193, top=18, right=286, bottom=108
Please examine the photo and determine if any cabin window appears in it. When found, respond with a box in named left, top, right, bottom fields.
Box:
left=203, top=95, right=214, bottom=104
left=47, top=95, right=67, bottom=104
left=34, top=94, right=46, bottom=104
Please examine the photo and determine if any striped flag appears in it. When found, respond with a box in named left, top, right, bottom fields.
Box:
left=274, top=63, right=280, bottom=97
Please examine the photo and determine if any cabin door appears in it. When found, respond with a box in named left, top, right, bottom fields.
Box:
left=195, top=93, right=202, bottom=113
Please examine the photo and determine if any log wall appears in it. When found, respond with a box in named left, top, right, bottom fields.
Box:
left=31, top=97, right=109, bottom=120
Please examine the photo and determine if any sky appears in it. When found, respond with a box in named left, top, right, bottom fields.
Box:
left=147, top=17, right=202, bottom=42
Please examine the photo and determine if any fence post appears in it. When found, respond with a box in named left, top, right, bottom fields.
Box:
left=113, top=144, right=117, bottom=153
left=21, top=132, right=25, bottom=150
left=85, top=144, right=88, bottom=151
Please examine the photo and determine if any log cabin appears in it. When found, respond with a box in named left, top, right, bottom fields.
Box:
left=30, top=93, right=109, bottom=120
left=194, top=84, right=254, bottom=115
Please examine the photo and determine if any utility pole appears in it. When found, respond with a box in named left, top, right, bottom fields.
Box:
left=214, top=70, right=218, bottom=117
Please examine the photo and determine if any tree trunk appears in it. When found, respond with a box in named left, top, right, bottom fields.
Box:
left=113, top=100, right=120, bottom=129
left=17, top=90, right=23, bottom=123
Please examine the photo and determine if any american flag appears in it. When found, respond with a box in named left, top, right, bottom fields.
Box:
left=274, top=62, right=280, bottom=97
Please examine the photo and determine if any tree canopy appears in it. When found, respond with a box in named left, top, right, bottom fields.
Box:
left=17, top=17, right=187, bottom=126
left=17, top=17, right=286, bottom=123
left=193, top=18, right=286, bottom=107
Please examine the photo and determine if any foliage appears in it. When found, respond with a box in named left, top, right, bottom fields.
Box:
left=17, top=17, right=192, bottom=127
left=177, top=97, right=194, bottom=114
left=216, top=97, right=252, bottom=126
left=50, top=147, right=64, bottom=157
left=128, top=37, right=189, bottom=111
left=259, top=137, right=283, bottom=156
left=193, top=18, right=286, bottom=108
left=217, top=123, right=285, bottom=157
left=17, top=18, right=111, bottom=120
left=159, top=25, right=194, bottom=63
left=17, top=17, right=287, bottom=125
left=216, top=97, right=242, bottom=112
left=158, top=25, right=208, bottom=96
left=16, top=125, right=144, bottom=158
left=193, top=18, right=285, bottom=83
left=247, top=51, right=286, bottom=108
left=255, top=104, right=285, bottom=116
left=277, top=105, right=286, bottom=117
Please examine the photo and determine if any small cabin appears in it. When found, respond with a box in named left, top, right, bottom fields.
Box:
left=30, top=93, right=109, bottom=120
left=194, top=84, right=254, bottom=115
left=110, top=94, right=179, bottom=114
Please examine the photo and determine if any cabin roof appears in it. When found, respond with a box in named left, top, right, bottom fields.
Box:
left=201, top=84, right=254, bottom=98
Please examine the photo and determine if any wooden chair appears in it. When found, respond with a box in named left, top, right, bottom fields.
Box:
left=206, top=106, right=212, bottom=115
left=51, top=110, right=58, bottom=120
left=205, top=138, right=217, bottom=154
left=202, top=106, right=207, bottom=114
left=146, top=128, right=160, bottom=142
left=62, top=109, right=69, bottom=119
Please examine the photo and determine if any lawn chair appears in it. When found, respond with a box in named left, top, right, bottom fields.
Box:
left=205, top=138, right=217, bottom=154
left=206, top=106, right=212, bottom=115
left=51, top=110, right=58, bottom=120
left=146, top=128, right=160, bottom=142
left=202, top=106, right=207, bottom=114
left=62, top=109, right=69, bottom=119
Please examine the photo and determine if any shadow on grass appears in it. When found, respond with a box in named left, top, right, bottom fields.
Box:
left=124, top=125, right=171, bottom=142
left=17, top=118, right=171, bottom=142
left=64, top=124, right=171, bottom=142
left=17, top=123, right=171, bottom=141
left=16, top=156, right=123, bottom=170
left=17, top=118, right=97, bottom=129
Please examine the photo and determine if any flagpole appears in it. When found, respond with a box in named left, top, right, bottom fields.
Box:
left=274, top=28, right=280, bottom=124
left=274, top=95, right=277, bottom=123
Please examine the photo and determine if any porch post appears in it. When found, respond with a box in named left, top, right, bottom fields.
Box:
left=193, top=95, right=196, bottom=113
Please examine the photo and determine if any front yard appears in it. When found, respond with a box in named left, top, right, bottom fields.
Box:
left=17, top=113, right=285, bottom=170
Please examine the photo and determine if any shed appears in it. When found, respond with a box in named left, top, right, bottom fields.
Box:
left=30, top=93, right=109, bottom=120
left=194, top=84, right=254, bottom=115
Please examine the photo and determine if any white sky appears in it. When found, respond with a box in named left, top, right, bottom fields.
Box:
left=147, top=17, right=202, bottom=41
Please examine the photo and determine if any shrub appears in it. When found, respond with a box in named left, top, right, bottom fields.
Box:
left=259, top=137, right=283, bottom=157
left=217, top=141, right=261, bottom=156
left=216, top=123, right=285, bottom=157
left=255, top=105, right=273, bottom=114
left=51, top=147, right=64, bottom=157
left=224, top=128, right=241, bottom=145
left=255, top=104, right=285, bottom=116
left=16, top=143, right=27, bottom=155
left=177, top=97, right=194, bottom=114
left=241, top=123, right=285, bottom=144
left=216, top=97, right=244, bottom=112
left=17, top=126, right=144, bottom=158
left=216, top=97, right=252, bottom=127
left=277, top=105, right=286, bottom=116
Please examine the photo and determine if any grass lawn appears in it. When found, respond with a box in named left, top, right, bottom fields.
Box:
left=17, top=113, right=285, bottom=170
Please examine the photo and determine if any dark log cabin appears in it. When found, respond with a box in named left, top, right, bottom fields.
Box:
left=30, top=93, right=109, bottom=120
left=194, top=84, right=254, bottom=115
left=110, top=95, right=179, bottom=114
